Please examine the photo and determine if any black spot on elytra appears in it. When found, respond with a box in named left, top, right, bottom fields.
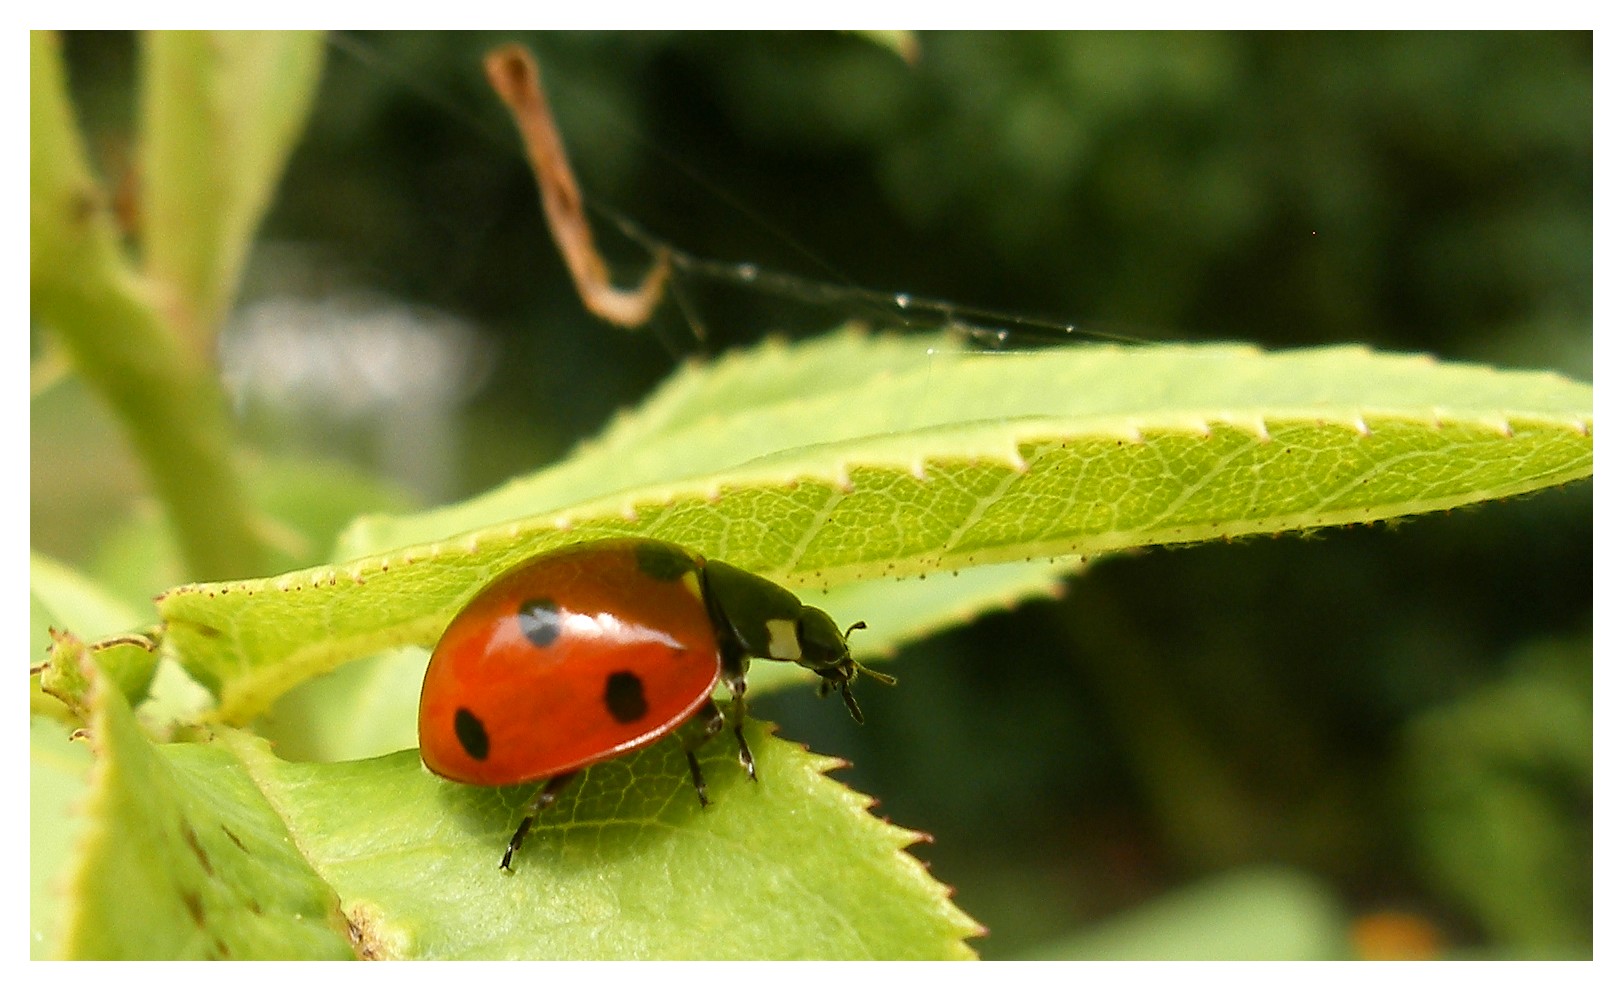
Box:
left=634, top=541, right=694, bottom=582
left=603, top=671, right=648, bottom=724
left=516, top=598, right=562, bottom=647
left=454, top=708, right=490, bottom=761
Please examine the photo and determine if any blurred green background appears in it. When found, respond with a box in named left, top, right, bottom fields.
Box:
left=35, top=31, right=1591, bottom=959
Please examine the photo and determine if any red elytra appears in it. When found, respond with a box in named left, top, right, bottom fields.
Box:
left=416, top=537, right=893, bottom=869
left=418, top=539, right=722, bottom=785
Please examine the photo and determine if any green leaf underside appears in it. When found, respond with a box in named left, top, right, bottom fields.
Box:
left=54, top=660, right=352, bottom=959
left=224, top=722, right=978, bottom=959
left=158, top=330, right=1592, bottom=724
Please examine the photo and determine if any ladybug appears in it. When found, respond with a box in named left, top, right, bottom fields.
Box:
left=417, top=537, right=893, bottom=870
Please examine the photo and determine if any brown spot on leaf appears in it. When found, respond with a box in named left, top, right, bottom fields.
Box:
left=345, top=902, right=397, bottom=961
left=181, top=820, right=213, bottom=875
left=181, top=888, right=205, bottom=926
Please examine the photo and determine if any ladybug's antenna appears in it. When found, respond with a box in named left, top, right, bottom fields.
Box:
left=841, top=621, right=897, bottom=686
left=854, top=661, right=897, bottom=687
left=843, top=621, right=896, bottom=690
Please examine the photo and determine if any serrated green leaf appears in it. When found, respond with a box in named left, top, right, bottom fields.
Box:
left=157, top=331, right=1590, bottom=725
left=223, top=721, right=978, bottom=959
left=1403, top=637, right=1591, bottom=955
left=49, top=654, right=353, bottom=960
left=37, top=641, right=970, bottom=958
left=338, top=331, right=1592, bottom=562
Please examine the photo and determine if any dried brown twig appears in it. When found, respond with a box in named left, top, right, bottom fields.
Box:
left=484, top=44, right=670, bottom=329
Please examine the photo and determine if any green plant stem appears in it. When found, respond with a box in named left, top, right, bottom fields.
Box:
left=31, top=30, right=265, bottom=581
left=139, top=31, right=325, bottom=357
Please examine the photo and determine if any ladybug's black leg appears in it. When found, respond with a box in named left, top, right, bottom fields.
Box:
left=727, top=682, right=755, bottom=781
left=680, top=680, right=756, bottom=806
left=715, top=641, right=756, bottom=781
left=502, top=771, right=579, bottom=871
left=683, top=699, right=727, bottom=807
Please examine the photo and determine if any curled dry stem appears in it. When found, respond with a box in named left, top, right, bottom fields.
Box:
left=484, top=44, right=671, bottom=329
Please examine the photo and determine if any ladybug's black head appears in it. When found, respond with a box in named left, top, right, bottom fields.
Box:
left=795, top=608, right=895, bottom=724
left=697, top=558, right=896, bottom=722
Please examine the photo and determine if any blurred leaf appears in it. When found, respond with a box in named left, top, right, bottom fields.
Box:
left=30, top=718, right=93, bottom=958
left=849, top=30, right=919, bottom=65
left=1404, top=637, right=1592, bottom=956
left=1028, top=866, right=1349, bottom=960
left=88, top=453, right=418, bottom=609
left=261, top=646, right=428, bottom=763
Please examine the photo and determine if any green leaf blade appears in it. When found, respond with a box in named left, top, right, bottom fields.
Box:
left=30, top=717, right=93, bottom=958
left=1028, top=866, right=1349, bottom=960
left=158, top=332, right=1591, bottom=724
left=229, top=724, right=979, bottom=959
left=48, top=655, right=353, bottom=959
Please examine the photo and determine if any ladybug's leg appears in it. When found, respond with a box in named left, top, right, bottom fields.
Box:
left=717, top=642, right=756, bottom=781
left=680, top=677, right=757, bottom=807
left=683, top=699, right=726, bottom=807
left=726, top=677, right=755, bottom=781
left=501, top=771, right=579, bottom=871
